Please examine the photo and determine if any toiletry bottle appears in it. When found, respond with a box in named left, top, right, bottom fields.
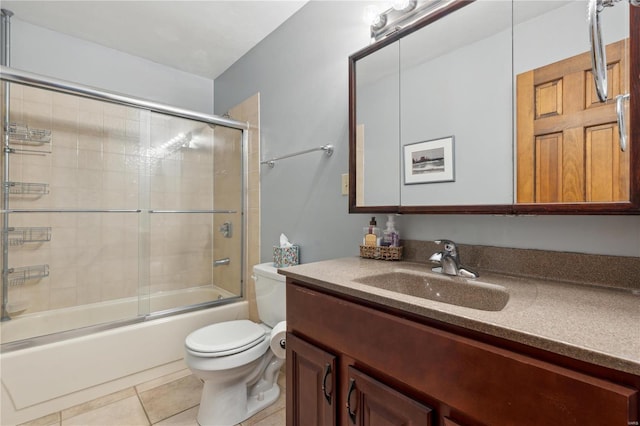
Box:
left=382, top=215, right=399, bottom=247
left=363, top=217, right=380, bottom=246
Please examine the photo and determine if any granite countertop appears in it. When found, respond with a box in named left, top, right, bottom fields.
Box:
left=279, top=257, right=640, bottom=376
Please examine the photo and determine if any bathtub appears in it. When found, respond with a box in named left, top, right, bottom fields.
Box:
left=0, top=288, right=248, bottom=425
left=1, top=286, right=234, bottom=344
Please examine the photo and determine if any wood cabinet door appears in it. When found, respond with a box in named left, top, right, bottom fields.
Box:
left=286, top=333, right=337, bottom=426
left=442, top=418, right=464, bottom=426
left=345, top=366, right=432, bottom=426
left=516, top=39, right=629, bottom=203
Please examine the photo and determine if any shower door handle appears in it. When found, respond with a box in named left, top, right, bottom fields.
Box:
left=213, top=258, right=230, bottom=267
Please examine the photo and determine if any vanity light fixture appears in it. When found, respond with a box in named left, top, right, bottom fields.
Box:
left=366, top=0, right=453, bottom=42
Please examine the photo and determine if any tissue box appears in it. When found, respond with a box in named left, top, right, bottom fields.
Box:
left=273, top=245, right=299, bottom=268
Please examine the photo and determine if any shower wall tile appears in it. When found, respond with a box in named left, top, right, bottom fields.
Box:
left=50, top=227, right=77, bottom=248
left=78, top=112, right=103, bottom=137
left=50, top=287, right=77, bottom=310
left=49, top=246, right=77, bottom=269
left=9, top=81, right=23, bottom=99
left=102, top=103, right=129, bottom=119
left=49, top=164, right=78, bottom=186
left=8, top=104, right=25, bottom=127
left=125, top=119, right=140, bottom=139
left=104, top=115, right=126, bottom=137
left=49, top=267, right=78, bottom=289
left=77, top=280, right=102, bottom=305
left=78, top=97, right=103, bottom=114
left=23, top=162, right=52, bottom=182
left=77, top=150, right=104, bottom=169
left=77, top=189, right=101, bottom=209
left=53, top=91, right=79, bottom=108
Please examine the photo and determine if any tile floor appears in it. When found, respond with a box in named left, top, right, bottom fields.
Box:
left=18, top=368, right=286, bottom=426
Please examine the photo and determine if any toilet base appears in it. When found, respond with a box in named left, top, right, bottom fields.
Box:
left=195, top=356, right=284, bottom=426
left=246, top=381, right=281, bottom=420
left=196, top=376, right=281, bottom=426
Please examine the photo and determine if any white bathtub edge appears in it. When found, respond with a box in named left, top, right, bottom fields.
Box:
left=1, top=301, right=248, bottom=426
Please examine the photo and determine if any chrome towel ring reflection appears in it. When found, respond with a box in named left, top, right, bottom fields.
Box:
left=588, top=0, right=640, bottom=103
left=616, top=93, right=630, bottom=152
left=588, top=0, right=608, bottom=102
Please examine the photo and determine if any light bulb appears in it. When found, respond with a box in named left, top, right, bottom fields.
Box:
left=392, top=0, right=417, bottom=13
left=363, top=5, right=381, bottom=25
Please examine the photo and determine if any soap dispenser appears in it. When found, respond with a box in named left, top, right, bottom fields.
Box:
left=382, top=215, right=399, bottom=247
left=363, top=217, right=381, bottom=246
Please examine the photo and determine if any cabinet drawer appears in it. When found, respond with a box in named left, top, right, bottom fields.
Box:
left=288, top=283, right=639, bottom=426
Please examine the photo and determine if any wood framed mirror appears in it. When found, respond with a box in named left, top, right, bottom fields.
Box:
left=349, top=0, right=639, bottom=215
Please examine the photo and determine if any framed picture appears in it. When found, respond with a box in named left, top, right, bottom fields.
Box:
left=403, top=136, right=455, bottom=184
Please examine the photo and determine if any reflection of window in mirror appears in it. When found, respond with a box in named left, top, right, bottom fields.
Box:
left=515, top=2, right=629, bottom=204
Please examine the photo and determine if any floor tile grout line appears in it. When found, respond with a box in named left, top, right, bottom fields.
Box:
left=152, top=404, right=200, bottom=426
left=134, top=385, right=153, bottom=426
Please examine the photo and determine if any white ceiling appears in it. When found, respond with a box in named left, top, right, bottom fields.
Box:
left=2, top=1, right=309, bottom=80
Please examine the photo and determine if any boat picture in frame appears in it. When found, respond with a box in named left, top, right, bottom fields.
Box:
left=403, top=136, right=455, bottom=184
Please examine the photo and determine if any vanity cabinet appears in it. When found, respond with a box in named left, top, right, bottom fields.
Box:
left=286, top=281, right=639, bottom=426
left=287, top=333, right=432, bottom=426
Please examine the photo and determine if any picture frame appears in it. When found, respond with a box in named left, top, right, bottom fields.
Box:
left=403, top=136, right=455, bottom=184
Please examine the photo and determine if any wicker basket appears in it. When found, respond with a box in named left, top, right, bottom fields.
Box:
left=359, top=245, right=403, bottom=261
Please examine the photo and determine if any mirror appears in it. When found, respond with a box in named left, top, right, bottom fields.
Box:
left=349, top=0, right=638, bottom=214
left=355, top=41, right=400, bottom=207
left=514, top=1, right=630, bottom=204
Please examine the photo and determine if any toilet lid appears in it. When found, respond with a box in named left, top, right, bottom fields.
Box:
left=185, top=320, right=266, bottom=356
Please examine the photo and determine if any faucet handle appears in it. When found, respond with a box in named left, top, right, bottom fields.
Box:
left=434, top=239, right=457, bottom=253
left=434, top=239, right=460, bottom=263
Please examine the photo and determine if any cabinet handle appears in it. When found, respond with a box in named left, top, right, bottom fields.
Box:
left=346, top=378, right=357, bottom=424
left=321, top=363, right=332, bottom=404
left=616, top=93, right=629, bottom=152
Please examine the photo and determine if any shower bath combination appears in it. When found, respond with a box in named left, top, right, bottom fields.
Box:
left=0, top=8, right=249, bottom=345
left=0, top=75, right=249, bottom=339
left=0, top=9, right=261, bottom=424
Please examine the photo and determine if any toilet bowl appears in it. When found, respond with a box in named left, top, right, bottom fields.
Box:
left=184, top=263, right=286, bottom=426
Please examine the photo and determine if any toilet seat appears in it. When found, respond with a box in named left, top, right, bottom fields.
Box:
left=185, top=320, right=266, bottom=357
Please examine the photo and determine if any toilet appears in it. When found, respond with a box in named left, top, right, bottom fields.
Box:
left=184, top=262, right=286, bottom=426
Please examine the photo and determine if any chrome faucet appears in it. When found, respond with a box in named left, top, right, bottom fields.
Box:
left=429, top=239, right=479, bottom=278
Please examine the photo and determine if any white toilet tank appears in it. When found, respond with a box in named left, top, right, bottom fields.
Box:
left=253, top=262, right=286, bottom=328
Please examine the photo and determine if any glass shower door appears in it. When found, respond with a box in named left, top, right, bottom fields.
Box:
left=1, top=77, right=246, bottom=346
left=145, top=113, right=243, bottom=315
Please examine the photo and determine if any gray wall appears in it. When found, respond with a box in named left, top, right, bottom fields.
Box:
left=215, top=2, right=371, bottom=263
left=400, top=22, right=513, bottom=206
left=10, top=18, right=214, bottom=113
left=215, top=1, right=639, bottom=260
